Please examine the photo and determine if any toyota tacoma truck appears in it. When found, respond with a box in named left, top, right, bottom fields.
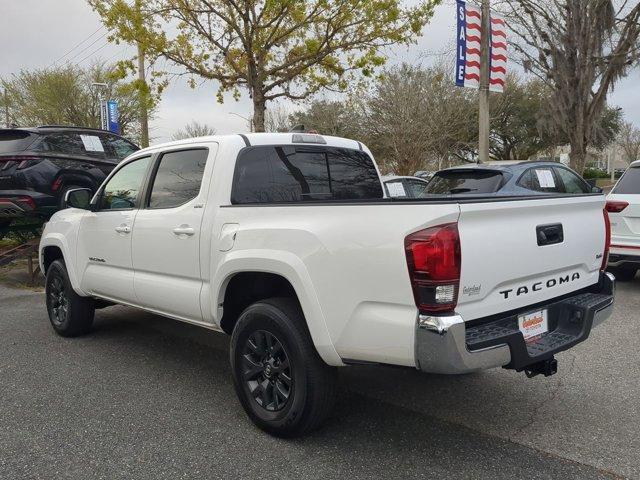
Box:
left=39, top=133, right=615, bottom=437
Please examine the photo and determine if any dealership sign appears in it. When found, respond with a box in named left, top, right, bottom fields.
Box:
left=455, top=0, right=507, bottom=93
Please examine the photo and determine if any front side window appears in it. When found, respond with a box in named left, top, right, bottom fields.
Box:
left=554, top=167, right=590, bottom=194
left=231, top=146, right=382, bottom=204
left=99, top=156, right=151, bottom=210
left=148, top=149, right=208, bottom=209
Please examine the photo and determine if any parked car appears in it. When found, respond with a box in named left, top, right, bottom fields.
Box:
left=382, top=175, right=430, bottom=198
left=0, top=126, right=139, bottom=232
left=605, top=159, right=640, bottom=280
left=413, top=170, right=434, bottom=180
left=40, top=133, right=614, bottom=437
left=424, top=161, right=601, bottom=195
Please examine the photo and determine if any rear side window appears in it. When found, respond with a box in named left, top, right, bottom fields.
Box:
left=39, top=132, right=106, bottom=159
left=0, top=130, right=39, bottom=153
left=518, top=168, right=562, bottom=193
left=426, top=170, right=504, bottom=194
left=148, top=149, right=208, bottom=209
left=612, top=167, right=640, bottom=194
left=231, top=146, right=382, bottom=204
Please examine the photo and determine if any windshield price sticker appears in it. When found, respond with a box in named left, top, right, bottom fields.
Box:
left=386, top=182, right=406, bottom=197
left=80, top=135, right=105, bottom=152
left=535, top=169, right=555, bottom=188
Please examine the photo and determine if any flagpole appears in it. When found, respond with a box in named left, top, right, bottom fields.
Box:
left=478, top=0, right=490, bottom=163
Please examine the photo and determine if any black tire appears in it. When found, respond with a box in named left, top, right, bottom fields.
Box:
left=45, top=259, right=95, bottom=336
left=230, top=297, right=337, bottom=437
left=57, top=184, right=86, bottom=210
left=0, top=219, right=11, bottom=239
left=609, top=266, right=637, bottom=282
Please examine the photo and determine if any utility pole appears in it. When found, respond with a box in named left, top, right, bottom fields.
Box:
left=137, top=42, right=150, bottom=148
left=478, top=0, right=491, bottom=163
left=4, top=88, right=9, bottom=127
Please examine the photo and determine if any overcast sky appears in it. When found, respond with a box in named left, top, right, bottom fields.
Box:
left=2, top=0, right=639, bottom=144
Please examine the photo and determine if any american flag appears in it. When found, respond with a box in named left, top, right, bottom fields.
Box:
left=455, top=0, right=507, bottom=93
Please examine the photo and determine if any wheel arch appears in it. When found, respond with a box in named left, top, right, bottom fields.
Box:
left=39, top=234, right=86, bottom=296
left=213, top=254, right=343, bottom=366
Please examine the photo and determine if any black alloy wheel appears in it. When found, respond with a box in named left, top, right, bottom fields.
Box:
left=242, top=330, right=293, bottom=412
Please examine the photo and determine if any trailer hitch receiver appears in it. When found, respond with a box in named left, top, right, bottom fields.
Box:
left=524, top=357, right=558, bottom=378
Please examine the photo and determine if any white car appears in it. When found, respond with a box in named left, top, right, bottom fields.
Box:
left=606, top=159, right=640, bottom=280
left=39, top=133, right=614, bottom=436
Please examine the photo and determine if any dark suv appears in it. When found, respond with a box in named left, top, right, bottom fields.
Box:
left=0, top=126, right=139, bottom=229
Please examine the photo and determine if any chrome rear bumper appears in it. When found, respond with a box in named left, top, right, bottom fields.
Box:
left=415, top=272, right=615, bottom=374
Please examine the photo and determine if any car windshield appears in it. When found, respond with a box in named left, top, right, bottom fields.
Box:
left=0, top=130, right=39, bottom=153
left=612, top=167, right=640, bottom=194
left=425, top=170, right=504, bottom=194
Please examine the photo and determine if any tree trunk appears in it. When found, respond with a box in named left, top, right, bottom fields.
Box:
left=569, top=138, right=588, bottom=174
left=252, top=93, right=266, bottom=133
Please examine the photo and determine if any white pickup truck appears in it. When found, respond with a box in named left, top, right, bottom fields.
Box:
left=39, top=133, right=615, bottom=436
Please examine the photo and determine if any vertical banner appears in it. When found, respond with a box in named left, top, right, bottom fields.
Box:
left=455, top=0, right=482, bottom=89
left=489, top=12, right=507, bottom=92
left=455, top=1, right=507, bottom=92
left=107, top=100, right=120, bottom=134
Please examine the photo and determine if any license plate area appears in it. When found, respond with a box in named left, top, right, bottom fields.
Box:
left=518, top=309, right=549, bottom=341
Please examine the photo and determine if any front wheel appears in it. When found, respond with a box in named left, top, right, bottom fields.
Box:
left=230, top=297, right=337, bottom=437
left=45, top=259, right=95, bottom=336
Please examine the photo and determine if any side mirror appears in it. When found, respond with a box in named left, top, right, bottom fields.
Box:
left=65, top=188, right=92, bottom=210
left=591, top=186, right=603, bottom=194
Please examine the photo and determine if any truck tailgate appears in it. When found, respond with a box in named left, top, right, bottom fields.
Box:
left=456, top=195, right=606, bottom=321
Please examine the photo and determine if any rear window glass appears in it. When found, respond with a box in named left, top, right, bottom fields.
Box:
left=0, top=130, right=38, bottom=153
left=231, top=146, right=382, bottom=204
left=425, top=170, right=504, bottom=194
left=612, top=167, right=640, bottom=194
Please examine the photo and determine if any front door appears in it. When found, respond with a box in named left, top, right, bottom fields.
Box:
left=77, top=155, right=152, bottom=302
left=132, top=147, right=214, bottom=321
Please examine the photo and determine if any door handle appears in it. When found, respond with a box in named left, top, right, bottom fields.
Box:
left=115, top=224, right=131, bottom=234
left=173, top=225, right=195, bottom=236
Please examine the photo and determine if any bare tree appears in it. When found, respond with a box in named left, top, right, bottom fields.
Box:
left=618, top=121, right=640, bottom=164
left=171, top=121, right=217, bottom=140
left=263, top=104, right=292, bottom=133
left=504, top=0, right=640, bottom=173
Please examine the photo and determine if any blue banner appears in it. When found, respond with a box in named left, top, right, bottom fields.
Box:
left=455, top=0, right=467, bottom=87
left=107, top=100, right=120, bottom=134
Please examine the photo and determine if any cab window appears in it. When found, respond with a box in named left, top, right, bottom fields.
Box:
left=99, top=156, right=151, bottom=210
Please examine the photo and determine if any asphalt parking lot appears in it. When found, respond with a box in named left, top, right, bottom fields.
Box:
left=1, top=280, right=638, bottom=479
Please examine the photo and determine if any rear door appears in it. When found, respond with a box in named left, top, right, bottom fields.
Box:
left=456, top=195, right=606, bottom=320
left=607, top=165, right=640, bottom=249
left=131, top=146, right=215, bottom=322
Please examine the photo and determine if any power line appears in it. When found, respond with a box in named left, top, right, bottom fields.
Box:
left=64, top=32, right=109, bottom=65
left=49, top=26, right=105, bottom=67
left=75, top=42, right=111, bottom=66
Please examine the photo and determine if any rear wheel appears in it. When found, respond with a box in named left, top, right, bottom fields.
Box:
left=609, top=266, right=637, bottom=282
left=230, top=297, right=337, bottom=437
left=45, top=259, right=95, bottom=336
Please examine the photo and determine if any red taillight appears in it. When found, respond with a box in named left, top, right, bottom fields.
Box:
left=602, top=209, right=611, bottom=271
left=605, top=200, right=628, bottom=213
left=405, top=223, right=461, bottom=314
left=0, top=155, right=43, bottom=170
left=51, top=177, right=62, bottom=191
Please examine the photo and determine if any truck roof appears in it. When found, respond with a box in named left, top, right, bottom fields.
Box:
left=135, top=132, right=365, bottom=155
